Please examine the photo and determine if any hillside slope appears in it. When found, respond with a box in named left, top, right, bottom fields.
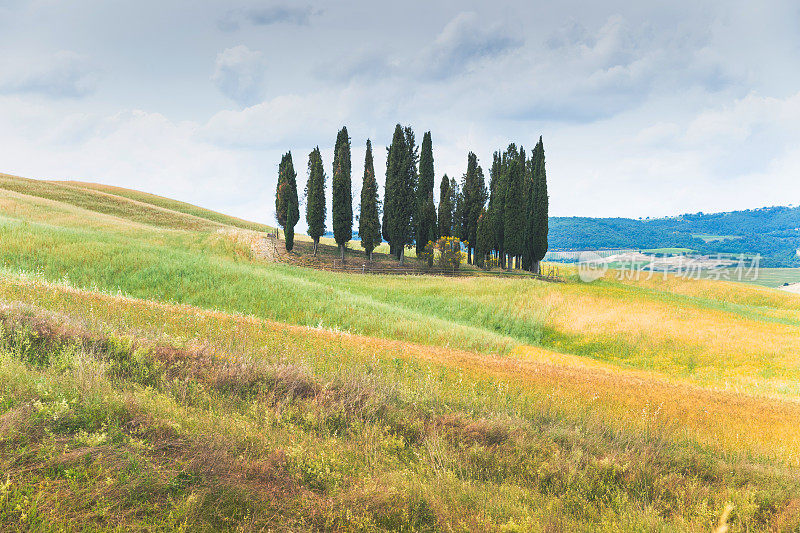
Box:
left=0, top=174, right=798, bottom=531
left=551, top=206, right=800, bottom=266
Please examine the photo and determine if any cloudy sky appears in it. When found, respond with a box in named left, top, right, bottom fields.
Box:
left=1, top=0, right=799, bottom=228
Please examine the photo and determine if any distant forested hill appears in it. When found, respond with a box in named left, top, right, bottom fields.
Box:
left=549, top=206, right=800, bottom=267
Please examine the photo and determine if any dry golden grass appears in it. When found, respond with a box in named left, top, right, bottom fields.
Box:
left=2, top=271, right=798, bottom=467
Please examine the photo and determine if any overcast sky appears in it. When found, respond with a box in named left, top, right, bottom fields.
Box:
left=1, top=0, right=799, bottom=228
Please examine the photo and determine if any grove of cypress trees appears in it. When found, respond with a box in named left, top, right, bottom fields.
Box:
left=437, top=174, right=452, bottom=237
left=358, top=139, right=381, bottom=260
left=275, top=151, right=299, bottom=252
left=305, top=146, right=326, bottom=256
left=332, top=126, right=352, bottom=261
left=416, top=131, right=437, bottom=254
left=531, top=136, right=549, bottom=274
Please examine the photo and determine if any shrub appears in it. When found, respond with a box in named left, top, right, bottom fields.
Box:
left=423, top=236, right=467, bottom=271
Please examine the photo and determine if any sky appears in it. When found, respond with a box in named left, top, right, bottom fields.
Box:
left=1, top=0, right=799, bottom=229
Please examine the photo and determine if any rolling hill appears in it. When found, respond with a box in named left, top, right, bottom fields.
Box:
left=550, top=206, right=800, bottom=267
left=0, top=173, right=798, bottom=531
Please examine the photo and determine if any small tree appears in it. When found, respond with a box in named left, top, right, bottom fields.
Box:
left=358, top=139, right=381, bottom=260
left=531, top=136, right=549, bottom=274
left=416, top=131, right=436, bottom=255
left=332, top=126, right=352, bottom=261
left=424, top=236, right=466, bottom=271
left=275, top=152, right=299, bottom=251
left=437, top=174, right=452, bottom=237
left=305, top=147, right=326, bottom=256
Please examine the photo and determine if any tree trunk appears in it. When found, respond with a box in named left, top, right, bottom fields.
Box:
left=313, top=239, right=318, bottom=256
left=399, top=247, right=405, bottom=265
left=533, top=260, right=540, bottom=275
left=339, top=244, right=345, bottom=262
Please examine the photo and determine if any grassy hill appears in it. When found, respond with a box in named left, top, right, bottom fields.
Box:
left=0, top=173, right=799, bottom=531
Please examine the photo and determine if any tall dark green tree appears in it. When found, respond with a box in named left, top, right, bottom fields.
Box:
left=384, top=124, right=416, bottom=263
left=437, top=174, right=452, bottom=237
left=358, top=139, right=381, bottom=260
left=522, top=148, right=535, bottom=271
left=416, top=131, right=437, bottom=254
left=305, top=146, right=326, bottom=256
left=384, top=125, right=405, bottom=259
left=400, top=126, right=418, bottom=261
left=531, top=136, right=549, bottom=274
left=275, top=151, right=299, bottom=252
left=332, top=126, right=352, bottom=261
left=503, top=146, right=525, bottom=268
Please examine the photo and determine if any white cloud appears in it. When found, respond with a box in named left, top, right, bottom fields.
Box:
left=0, top=51, right=97, bottom=98
left=211, top=45, right=265, bottom=106
left=415, top=12, right=522, bottom=80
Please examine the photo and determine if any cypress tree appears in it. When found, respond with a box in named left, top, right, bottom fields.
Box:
left=358, top=139, right=381, bottom=260
left=305, top=147, right=326, bottom=256
left=503, top=147, right=525, bottom=268
left=275, top=152, right=299, bottom=251
left=437, top=174, right=452, bottom=237
left=332, top=126, right=352, bottom=261
left=523, top=146, right=536, bottom=271
left=400, top=126, right=418, bottom=262
left=531, top=136, right=549, bottom=274
left=416, top=131, right=437, bottom=255
left=384, top=125, right=406, bottom=259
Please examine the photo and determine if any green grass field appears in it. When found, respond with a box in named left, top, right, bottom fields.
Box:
left=0, top=173, right=799, bottom=531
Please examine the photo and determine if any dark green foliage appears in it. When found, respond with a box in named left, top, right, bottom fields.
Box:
left=453, top=179, right=465, bottom=242
left=460, top=152, right=487, bottom=264
left=358, top=140, right=381, bottom=259
left=416, top=131, right=437, bottom=254
left=402, top=127, right=419, bottom=256
left=305, top=147, right=326, bottom=255
left=437, top=174, right=452, bottom=237
left=384, top=124, right=416, bottom=261
left=475, top=208, right=492, bottom=268
left=487, top=151, right=506, bottom=267
left=384, top=125, right=404, bottom=257
left=332, top=127, right=353, bottom=260
left=503, top=147, right=526, bottom=264
left=421, top=191, right=437, bottom=250
left=530, top=137, right=549, bottom=273
left=276, top=152, right=299, bottom=252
